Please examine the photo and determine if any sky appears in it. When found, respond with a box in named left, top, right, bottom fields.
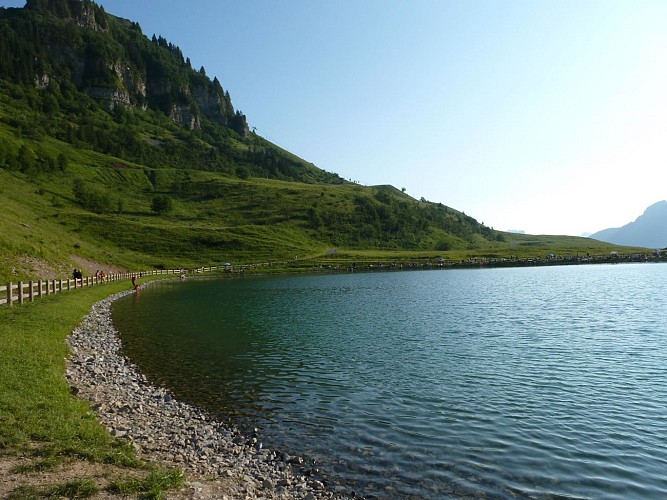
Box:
left=3, top=0, right=667, bottom=235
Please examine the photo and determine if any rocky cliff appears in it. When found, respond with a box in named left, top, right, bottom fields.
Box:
left=0, top=0, right=247, bottom=135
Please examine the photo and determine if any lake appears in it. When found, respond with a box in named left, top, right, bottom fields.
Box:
left=112, top=263, right=667, bottom=499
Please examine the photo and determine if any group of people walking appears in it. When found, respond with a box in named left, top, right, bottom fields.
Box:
left=71, top=268, right=140, bottom=291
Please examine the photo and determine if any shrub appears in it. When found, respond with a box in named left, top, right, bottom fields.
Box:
left=151, top=195, right=173, bottom=214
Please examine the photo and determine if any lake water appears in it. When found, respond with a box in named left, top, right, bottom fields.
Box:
left=112, top=263, right=667, bottom=499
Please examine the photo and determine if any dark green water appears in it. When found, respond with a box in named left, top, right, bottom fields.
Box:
left=112, top=264, right=667, bottom=498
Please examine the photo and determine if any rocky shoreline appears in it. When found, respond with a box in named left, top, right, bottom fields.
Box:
left=65, top=287, right=354, bottom=499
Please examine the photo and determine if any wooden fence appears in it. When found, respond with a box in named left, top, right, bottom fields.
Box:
left=0, top=269, right=185, bottom=307
left=0, top=261, right=291, bottom=308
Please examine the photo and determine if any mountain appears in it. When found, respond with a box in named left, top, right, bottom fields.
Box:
left=0, top=0, right=341, bottom=183
left=0, top=0, right=633, bottom=283
left=589, top=201, right=667, bottom=249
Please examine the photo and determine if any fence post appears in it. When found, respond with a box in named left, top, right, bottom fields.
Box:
left=38, top=280, right=43, bottom=298
left=7, top=282, right=12, bottom=306
left=29, top=280, right=34, bottom=302
left=18, top=281, right=24, bottom=304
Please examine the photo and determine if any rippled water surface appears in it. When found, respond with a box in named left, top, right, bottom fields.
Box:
left=113, top=264, right=667, bottom=498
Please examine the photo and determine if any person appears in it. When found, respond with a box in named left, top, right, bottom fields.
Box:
left=131, top=274, right=138, bottom=290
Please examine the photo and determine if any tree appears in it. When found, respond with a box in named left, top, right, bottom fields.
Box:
left=56, top=153, right=68, bottom=171
left=72, top=178, right=113, bottom=213
left=236, top=165, right=250, bottom=179
left=17, top=144, right=35, bottom=172
left=151, top=195, right=173, bottom=214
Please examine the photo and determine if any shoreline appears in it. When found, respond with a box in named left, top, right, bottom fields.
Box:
left=65, top=286, right=352, bottom=499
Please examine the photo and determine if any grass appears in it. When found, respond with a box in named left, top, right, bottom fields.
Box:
left=0, top=280, right=187, bottom=499
left=107, top=468, right=185, bottom=499
left=0, top=281, right=137, bottom=460
left=0, top=111, right=651, bottom=285
left=7, top=482, right=98, bottom=500
left=7, top=471, right=184, bottom=500
left=22, top=479, right=99, bottom=499
left=0, top=161, right=650, bottom=285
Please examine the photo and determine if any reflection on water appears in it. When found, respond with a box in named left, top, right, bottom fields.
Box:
left=113, top=264, right=667, bottom=499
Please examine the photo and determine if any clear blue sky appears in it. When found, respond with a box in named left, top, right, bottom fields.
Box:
left=3, top=0, right=667, bottom=235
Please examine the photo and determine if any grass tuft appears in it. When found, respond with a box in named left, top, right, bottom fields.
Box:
left=7, top=479, right=99, bottom=499
left=107, top=468, right=185, bottom=499
left=49, top=479, right=99, bottom=498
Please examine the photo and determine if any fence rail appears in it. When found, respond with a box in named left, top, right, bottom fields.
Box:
left=0, top=269, right=185, bottom=307
left=0, top=261, right=294, bottom=308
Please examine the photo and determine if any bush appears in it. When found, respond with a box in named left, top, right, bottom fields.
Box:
left=151, top=195, right=173, bottom=214
left=236, top=165, right=250, bottom=179
left=73, top=178, right=114, bottom=214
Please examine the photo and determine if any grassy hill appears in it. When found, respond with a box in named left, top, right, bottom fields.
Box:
left=0, top=78, right=647, bottom=284
left=0, top=0, right=650, bottom=285
left=0, top=144, right=644, bottom=285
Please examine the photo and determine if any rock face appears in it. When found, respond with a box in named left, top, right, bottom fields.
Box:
left=9, top=0, right=248, bottom=135
left=66, top=287, right=351, bottom=499
left=169, top=104, right=200, bottom=130
left=83, top=86, right=131, bottom=111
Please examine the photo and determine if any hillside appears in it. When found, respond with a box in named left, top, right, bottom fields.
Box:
left=0, top=0, right=345, bottom=183
left=589, top=201, right=667, bottom=249
left=0, top=0, right=645, bottom=283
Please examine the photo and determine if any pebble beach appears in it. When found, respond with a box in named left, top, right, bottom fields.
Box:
left=65, top=287, right=354, bottom=499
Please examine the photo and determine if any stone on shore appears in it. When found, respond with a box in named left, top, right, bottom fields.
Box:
left=66, top=287, right=352, bottom=499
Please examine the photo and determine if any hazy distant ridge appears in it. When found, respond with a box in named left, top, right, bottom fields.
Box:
left=590, top=201, right=667, bottom=248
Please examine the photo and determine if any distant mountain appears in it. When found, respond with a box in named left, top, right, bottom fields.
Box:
left=589, top=201, right=667, bottom=249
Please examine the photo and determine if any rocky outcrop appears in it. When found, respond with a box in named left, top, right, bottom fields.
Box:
left=35, top=73, right=50, bottom=90
left=169, top=104, right=200, bottom=130
left=73, top=1, right=104, bottom=32
left=83, top=86, right=131, bottom=110
left=12, top=0, right=248, bottom=137
left=192, top=82, right=231, bottom=127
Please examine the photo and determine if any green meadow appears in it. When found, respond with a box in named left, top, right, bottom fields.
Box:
left=0, top=281, right=185, bottom=498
